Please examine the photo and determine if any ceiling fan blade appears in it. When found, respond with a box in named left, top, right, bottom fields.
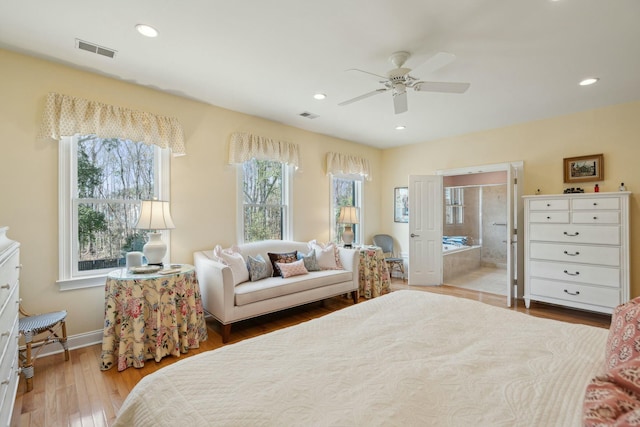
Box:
left=338, top=88, right=388, bottom=106
left=414, top=81, right=470, bottom=94
left=393, top=91, right=408, bottom=114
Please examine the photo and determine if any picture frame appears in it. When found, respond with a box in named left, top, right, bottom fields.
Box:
left=563, top=154, right=604, bottom=183
left=394, top=187, right=409, bottom=223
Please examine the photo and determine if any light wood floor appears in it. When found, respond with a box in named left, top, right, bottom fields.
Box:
left=11, top=280, right=611, bottom=426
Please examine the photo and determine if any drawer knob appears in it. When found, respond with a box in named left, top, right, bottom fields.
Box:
left=593, top=203, right=598, bottom=206
left=564, top=270, right=580, bottom=276
left=563, top=232, right=580, bottom=237
left=563, top=251, right=580, bottom=256
left=546, top=203, right=551, bottom=207
left=547, top=216, right=551, bottom=219
left=593, top=216, right=598, bottom=220
left=564, top=289, right=580, bottom=296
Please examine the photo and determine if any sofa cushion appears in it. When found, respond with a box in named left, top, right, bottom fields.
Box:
left=268, top=251, right=298, bottom=277
left=278, top=259, right=308, bottom=278
left=246, top=254, right=270, bottom=282
left=309, top=240, right=343, bottom=270
left=297, top=250, right=320, bottom=272
left=213, top=245, right=249, bottom=285
left=234, top=269, right=353, bottom=306
left=606, top=297, right=640, bottom=369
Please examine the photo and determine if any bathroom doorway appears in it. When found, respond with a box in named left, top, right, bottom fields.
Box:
left=438, top=162, right=524, bottom=305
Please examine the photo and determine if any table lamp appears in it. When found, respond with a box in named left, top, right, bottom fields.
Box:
left=338, top=206, right=359, bottom=248
left=134, top=200, right=175, bottom=266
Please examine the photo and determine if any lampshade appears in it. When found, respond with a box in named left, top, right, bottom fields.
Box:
left=338, top=206, right=359, bottom=224
left=135, top=200, right=176, bottom=230
left=134, top=200, right=175, bottom=266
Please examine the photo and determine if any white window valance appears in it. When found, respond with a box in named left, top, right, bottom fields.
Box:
left=326, top=152, right=372, bottom=181
left=39, top=93, right=186, bottom=155
left=228, top=132, right=301, bottom=169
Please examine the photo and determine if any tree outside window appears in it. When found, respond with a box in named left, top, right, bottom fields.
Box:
left=74, top=135, right=156, bottom=272
left=242, top=158, right=289, bottom=242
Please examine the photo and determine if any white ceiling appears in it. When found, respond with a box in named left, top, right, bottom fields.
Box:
left=1, top=0, right=639, bottom=149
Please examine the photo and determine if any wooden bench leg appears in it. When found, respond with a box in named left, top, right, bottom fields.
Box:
left=221, top=324, right=232, bottom=344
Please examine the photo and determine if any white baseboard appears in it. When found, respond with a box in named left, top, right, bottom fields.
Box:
left=32, top=329, right=103, bottom=359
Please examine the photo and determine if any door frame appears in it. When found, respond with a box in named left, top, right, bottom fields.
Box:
left=437, top=161, right=525, bottom=302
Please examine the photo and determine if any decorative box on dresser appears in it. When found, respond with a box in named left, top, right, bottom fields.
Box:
left=523, top=192, right=630, bottom=314
left=0, top=227, right=20, bottom=427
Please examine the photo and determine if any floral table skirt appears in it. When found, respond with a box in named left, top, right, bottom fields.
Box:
left=358, top=247, right=391, bottom=299
left=100, top=266, right=208, bottom=371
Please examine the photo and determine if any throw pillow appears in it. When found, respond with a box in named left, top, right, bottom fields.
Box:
left=267, top=251, right=298, bottom=277
left=297, top=250, right=320, bottom=272
left=213, top=245, right=249, bottom=285
left=583, top=360, right=640, bottom=426
left=246, top=254, right=270, bottom=282
left=277, top=259, right=309, bottom=279
left=309, top=240, right=344, bottom=270
left=606, top=297, right=640, bottom=369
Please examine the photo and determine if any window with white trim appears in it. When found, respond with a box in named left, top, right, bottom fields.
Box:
left=444, top=187, right=464, bottom=225
left=331, top=176, right=362, bottom=244
left=239, top=158, right=292, bottom=243
left=58, top=135, right=170, bottom=289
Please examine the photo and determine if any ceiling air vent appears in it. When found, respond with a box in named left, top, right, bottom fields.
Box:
left=299, top=111, right=319, bottom=119
left=76, top=39, right=117, bottom=59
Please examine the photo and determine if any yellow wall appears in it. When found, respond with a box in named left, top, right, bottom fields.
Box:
left=381, top=101, right=640, bottom=296
left=2, top=47, right=640, bottom=338
left=0, top=49, right=382, bottom=335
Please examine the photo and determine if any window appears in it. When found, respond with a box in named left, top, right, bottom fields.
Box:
left=444, top=187, right=464, bottom=225
left=239, top=158, right=292, bottom=242
left=59, top=135, right=170, bottom=289
left=331, top=176, right=362, bottom=244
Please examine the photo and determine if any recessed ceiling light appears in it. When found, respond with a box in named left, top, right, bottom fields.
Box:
left=579, top=77, right=599, bottom=86
left=395, top=125, right=406, bottom=130
left=135, top=24, right=159, bottom=38
left=313, top=93, right=326, bottom=100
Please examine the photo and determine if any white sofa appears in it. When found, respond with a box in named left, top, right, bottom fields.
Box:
left=194, top=240, right=359, bottom=343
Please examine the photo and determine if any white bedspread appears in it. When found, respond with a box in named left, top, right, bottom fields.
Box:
left=114, top=290, right=608, bottom=426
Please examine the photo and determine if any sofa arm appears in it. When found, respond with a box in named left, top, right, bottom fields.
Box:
left=193, top=251, right=235, bottom=323
left=338, top=247, right=359, bottom=290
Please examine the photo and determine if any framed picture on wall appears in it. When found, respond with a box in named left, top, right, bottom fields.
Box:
left=394, top=187, right=409, bottom=223
left=563, top=154, right=604, bottom=183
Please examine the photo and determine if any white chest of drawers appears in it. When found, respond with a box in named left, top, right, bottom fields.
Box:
left=523, top=192, right=630, bottom=314
left=0, top=227, right=20, bottom=427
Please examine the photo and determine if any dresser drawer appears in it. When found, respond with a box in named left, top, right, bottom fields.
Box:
left=529, top=278, right=620, bottom=309
left=572, top=211, right=620, bottom=224
left=572, top=197, right=620, bottom=210
left=529, top=224, right=620, bottom=245
left=529, top=199, right=569, bottom=211
left=0, top=251, right=19, bottom=310
left=530, top=260, right=620, bottom=287
left=0, top=286, right=18, bottom=359
left=529, top=212, right=569, bottom=223
left=529, top=242, right=620, bottom=266
left=0, top=339, right=19, bottom=427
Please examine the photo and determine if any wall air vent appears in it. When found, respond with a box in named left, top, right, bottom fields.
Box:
left=299, top=111, right=319, bottom=119
left=76, top=39, right=117, bottom=59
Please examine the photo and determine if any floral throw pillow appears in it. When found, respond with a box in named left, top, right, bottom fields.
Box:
left=606, top=297, right=640, bottom=369
left=213, top=245, right=249, bottom=285
left=246, top=254, right=270, bottom=282
left=583, top=360, right=640, bottom=426
left=267, top=251, right=298, bottom=277
left=297, top=250, right=320, bottom=272
left=277, top=259, right=309, bottom=279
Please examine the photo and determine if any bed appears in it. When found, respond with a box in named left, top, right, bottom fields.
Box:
left=113, top=290, right=609, bottom=426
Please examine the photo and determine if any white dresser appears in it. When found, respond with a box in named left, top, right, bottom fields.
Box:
left=0, top=227, right=20, bottom=427
left=523, top=192, right=630, bottom=314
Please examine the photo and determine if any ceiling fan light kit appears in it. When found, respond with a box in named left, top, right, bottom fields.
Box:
left=339, top=51, right=471, bottom=115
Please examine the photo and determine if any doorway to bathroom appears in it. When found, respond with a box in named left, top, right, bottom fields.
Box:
left=439, top=162, right=524, bottom=304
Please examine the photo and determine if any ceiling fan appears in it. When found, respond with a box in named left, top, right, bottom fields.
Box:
left=338, top=51, right=470, bottom=115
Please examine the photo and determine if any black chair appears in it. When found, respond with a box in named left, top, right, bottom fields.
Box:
left=372, top=234, right=405, bottom=280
